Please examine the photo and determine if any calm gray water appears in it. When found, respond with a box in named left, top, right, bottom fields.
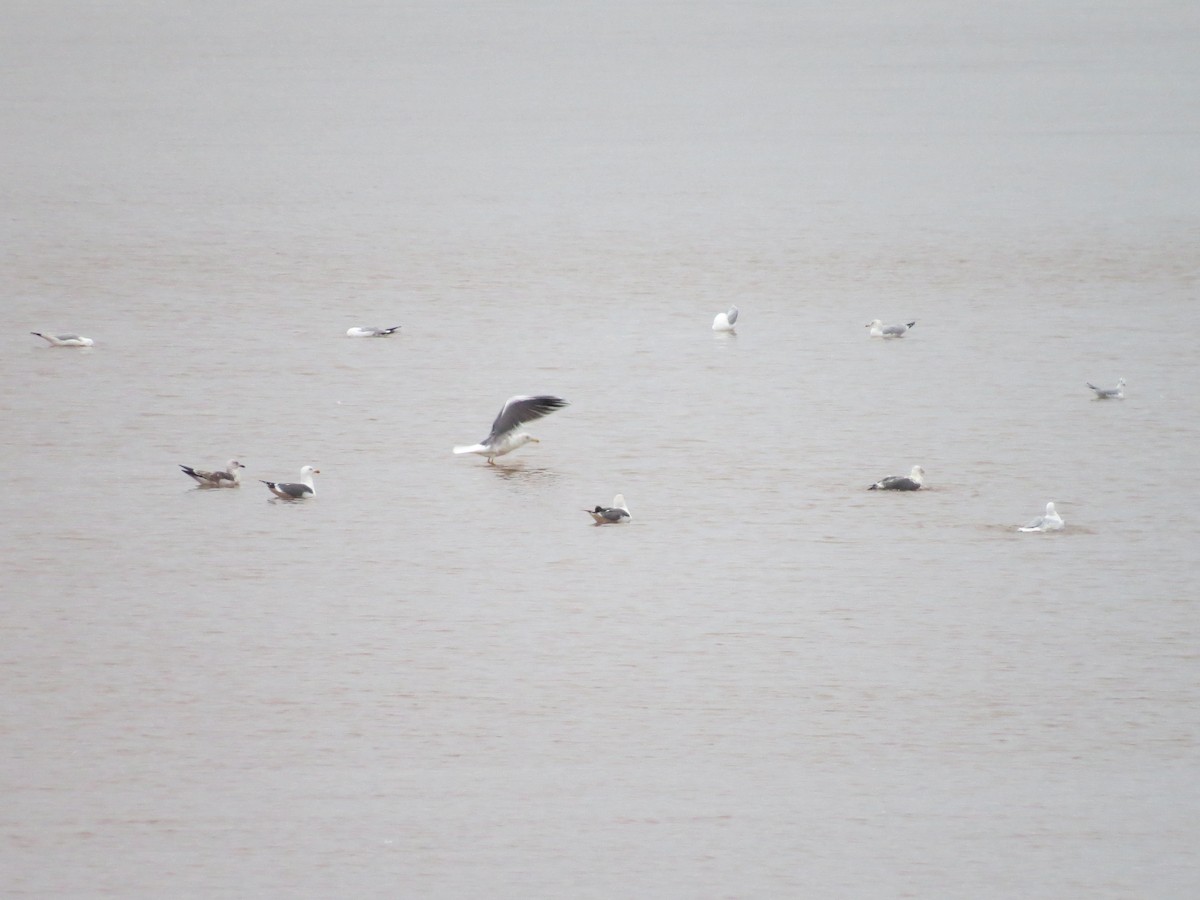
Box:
left=3, top=2, right=1199, bottom=897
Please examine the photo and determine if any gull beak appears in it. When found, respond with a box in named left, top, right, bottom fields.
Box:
left=313, top=469, right=322, bottom=474
left=530, top=437, right=541, bottom=443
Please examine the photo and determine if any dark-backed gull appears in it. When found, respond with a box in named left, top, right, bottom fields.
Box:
left=261, top=466, right=319, bottom=500
left=868, top=465, right=925, bottom=491
left=586, top=494, right=631, bottom=525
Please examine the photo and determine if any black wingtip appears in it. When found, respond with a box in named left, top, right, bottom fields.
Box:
left=906, top=321, right=916, bottom=328
left=868, top=484, right=878, bottom=490
left=526, top=395, right=569, bottom=414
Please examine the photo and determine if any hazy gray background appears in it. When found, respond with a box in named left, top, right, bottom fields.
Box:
left=3, top=1, right=1198, bottom=897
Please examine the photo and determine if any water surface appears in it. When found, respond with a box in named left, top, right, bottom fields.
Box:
left=3, top=2, right=1198, bottom=897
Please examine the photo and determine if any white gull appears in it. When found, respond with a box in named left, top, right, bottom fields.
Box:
left=1018, top=502, right=1064, bottom=532
left=712, top=306, right=739, bottom=332
left=454, top=395, right=569, bottom=464
left=867, top=319, right=915, bottom=338
left=1087, top=377, right=1125, bottom=399
left=31, top=331, right=94, bottom=347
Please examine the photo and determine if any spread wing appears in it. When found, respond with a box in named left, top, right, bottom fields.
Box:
left=487, top=395, right=569, bottom=440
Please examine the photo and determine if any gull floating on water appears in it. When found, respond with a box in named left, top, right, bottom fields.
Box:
left=453, top=395, right=569, bottom=464
left=1018, top=501, right=1063, bottom=532
left=586, top=493, right=631, bottom=525
left=180, top=459, right=245, bottom=488
left=31, top=331, right=94, bottom=347
left=346, top=325, right=401, bottom=337
left=261, top=465, right=319, bottom=500
left=712, top=306, right=739, bottom=332
left=867, top=319, right=915, bottom=338
left=1087, top=377, right=1125, bottom=399
left=869, top=465, right=925, bottom=491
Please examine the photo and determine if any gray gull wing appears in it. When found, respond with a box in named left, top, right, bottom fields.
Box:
left=487, top=395, right=569, bottom=442
left=263, top=481, right=313, bottom=499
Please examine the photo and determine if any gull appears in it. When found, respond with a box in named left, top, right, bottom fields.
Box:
left=1087, top=377, right=1125, bottom=399
left=31, top=331, right=94, bottom=347
left=1018, top=501, right=1064, bottom=532
left=346, top=325, right=401, bottom=337
left=453, top=395, right=569, bottom=464
left=586, top=493, right=631, bottom=525
left=867, top=319, right=915, bottom=338
left=180, top=459, right=245, bottom=488
left=712, top=306, right=739, bottom=332
left=868, top=465, right=925, bottom=491
left=261, top=465, right=319, bottom=500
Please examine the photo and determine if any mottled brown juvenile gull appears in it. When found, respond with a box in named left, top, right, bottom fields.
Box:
left=31, top=331, right=94, bottom=347
left=261, top=465, right=319, bottom=500
left=180, top=459, right=245, bottom=488
left=868, top=465, right=925, bottom=491
left=586, top=494, right=631, bottom=525
left=346, top=325, right=401, bottom=337
left=453, top=395, right=569, bottom=464
left=866, top=319, right=915, bottom=338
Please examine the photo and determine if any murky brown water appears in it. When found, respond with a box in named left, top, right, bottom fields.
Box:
left=3, top=2, right=1198, bottom=897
